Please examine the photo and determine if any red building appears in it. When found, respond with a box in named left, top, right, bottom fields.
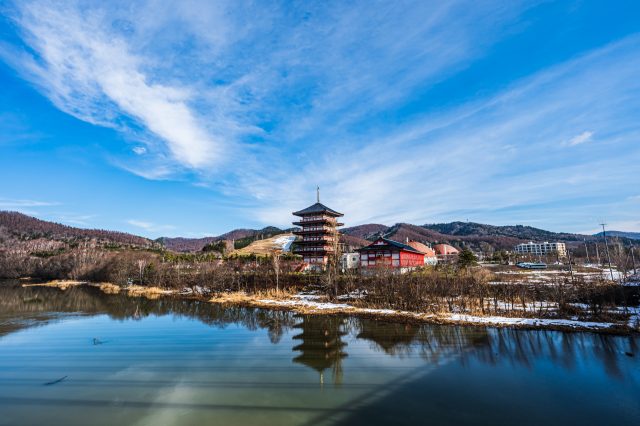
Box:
left=357, top=238, right=425, bottom=270
left=292, top=194, right=344, bottom=269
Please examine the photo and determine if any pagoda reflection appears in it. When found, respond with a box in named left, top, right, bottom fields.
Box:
left=291, top=314, right=348, bottom=386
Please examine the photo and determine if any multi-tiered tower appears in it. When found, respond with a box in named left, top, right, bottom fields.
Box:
left=292, top=188, right=343, bottom=269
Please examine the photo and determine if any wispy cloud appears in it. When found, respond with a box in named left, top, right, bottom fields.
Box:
left=53, top=214, right=96, bottom=226
left=127, top=219, right=175, bottom=233
left=1, top=1, right=533, bottom=177
left=1, top=2, right=639, bottom=235
left=132, top=146, right=147, bottom=155
left=566, top=130, right=594, bottom=146
left=0, top=198, right=59, bottom=209
left=244, top=35, right=640, bottom=230
left=2, top=1, right=228, bottom=170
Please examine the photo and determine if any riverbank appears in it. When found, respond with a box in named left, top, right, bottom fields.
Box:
left=18, top=280, right=639, bottom=335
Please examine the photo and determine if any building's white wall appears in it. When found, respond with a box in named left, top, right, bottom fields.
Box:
left=341, top=252, right=360, bottom=269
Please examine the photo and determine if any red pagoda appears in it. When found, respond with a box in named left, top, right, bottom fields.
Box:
left=292, top=188, right=344, bottom=269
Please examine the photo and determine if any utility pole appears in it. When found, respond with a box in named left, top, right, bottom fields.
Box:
left=595, top=243, right=601, bottom=265
left=600, top=223, right=615, bottom=281
left=631, top=247, right=637, bottom=276
left=583, top=238, right=590, bottom=265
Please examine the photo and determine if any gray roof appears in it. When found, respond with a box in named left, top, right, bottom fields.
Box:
left=292, top=202, right=343, bottom=217
left=357, top=237, right=424, bottom=254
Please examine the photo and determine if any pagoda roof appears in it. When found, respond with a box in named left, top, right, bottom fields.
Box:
left=292, top=202, right=343, bottom=217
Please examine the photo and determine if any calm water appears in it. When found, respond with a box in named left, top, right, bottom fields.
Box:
left=0, top=281, right=638, bottom=426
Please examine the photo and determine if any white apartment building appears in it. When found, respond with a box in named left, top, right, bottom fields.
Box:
left=514, top=241, right=567, bottom=257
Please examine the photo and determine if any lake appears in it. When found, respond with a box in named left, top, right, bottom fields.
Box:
left=0, top=280, right=638, bottom=426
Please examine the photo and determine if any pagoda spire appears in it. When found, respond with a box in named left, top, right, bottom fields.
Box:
left=316, top=186, right=320, bottom=203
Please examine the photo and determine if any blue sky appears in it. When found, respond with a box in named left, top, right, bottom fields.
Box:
left=0, top=0, right=639, bottom=238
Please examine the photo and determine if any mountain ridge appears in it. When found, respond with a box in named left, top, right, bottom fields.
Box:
left=594, top=231, right=640, bottom=240
left=2, top=211, right=637, bottom=253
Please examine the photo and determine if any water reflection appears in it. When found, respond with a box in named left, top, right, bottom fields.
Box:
left=0, top=280, right=639, bottom=426
left=0, top=280, right=637, bottom=381
left=292, top=315, right=348, bottom=385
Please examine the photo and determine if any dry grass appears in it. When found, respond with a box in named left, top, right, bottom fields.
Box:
left=124, top=285, right=173, bottom=299
left=22, top=280, right=86, bottom=290
left=95, top=282, right=121, bottom=294
left=209, top=287, right=296, bottom=305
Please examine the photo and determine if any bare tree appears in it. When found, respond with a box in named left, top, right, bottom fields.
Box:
left=136, top=259, right=147, bottom=285
left=271, top=249, right=282, bottom=293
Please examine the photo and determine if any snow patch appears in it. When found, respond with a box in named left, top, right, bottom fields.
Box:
left=273, top=235, right=296, bottom=252
left=449, top=314, right=615, bottom=329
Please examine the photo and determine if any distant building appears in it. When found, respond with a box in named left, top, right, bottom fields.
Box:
left=292, top=190, right=344, bottom=269
left=514, top=241, right=567, bottom=257
left=357, top=237, right=425, bottom=272
left=407, top=240, right=438, bottom=266
left=340, top=252, right=360, bottom=270
left=433, top=244, right=459, bottom=256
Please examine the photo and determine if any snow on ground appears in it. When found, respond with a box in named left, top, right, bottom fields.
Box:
left=259, top=298, right=354, bottom=311
left=448, top=314, right=615, bottom=329
left=254, top=296, right=631, bottom=331
left=336, top=289, right=368, bottom=300
left=273, top=235, right=296, bottom=252
left=490, top=267, right=629, bottom=285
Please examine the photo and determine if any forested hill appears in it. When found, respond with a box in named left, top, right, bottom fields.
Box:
left=422, top=222, right=585, bottom=242
left=159, top=226, right=287, bottom=252
left=0, top=211, right=154, bottom=247
left=341, top=221, right=639, bottom=251
left=2, top=211, right=636, bottom=254
left=594, top=231, right=640, bottom=240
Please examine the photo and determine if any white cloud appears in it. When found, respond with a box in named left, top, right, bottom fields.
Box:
left=0, top=198, right=59, bottom=209
left=54, top=214, right=96, bottom=226
left=244, top=36, right=640, bottom=230
left=127, top=219, right=175, bottom=232
left=566, top=130, right=594, bottom=146
left=2, top=2, right=639, bottom=234
left=132, top=146, right=147, bottom=155
left=3, top=2, right=225, bottom=169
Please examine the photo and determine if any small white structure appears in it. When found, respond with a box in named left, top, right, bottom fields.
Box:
left=340, top=252, right=360, bottom=270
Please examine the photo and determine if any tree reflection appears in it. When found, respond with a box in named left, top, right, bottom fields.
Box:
left=357, top=321, right=418, bottom=356
left=0, top=280, right=636, bottom=382
left=0, top=281, right=297, bottom=340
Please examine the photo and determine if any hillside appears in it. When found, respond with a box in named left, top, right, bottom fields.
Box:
left=594, top=231, right=640, bottom=240
left=423, top=222, right=585, bottom=242
left=157, top=236, right=218, bottom=252
left=3, top=211, right=636, bottom=256
left=341, top=224, right=389, bottom=240
left=0, top=211, right=153, bottom=247
left=344, top=221, right=639, bottom=252
left=160, top=226, right=287, bottom=252
left=230, top=234, right=296, bottom=257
